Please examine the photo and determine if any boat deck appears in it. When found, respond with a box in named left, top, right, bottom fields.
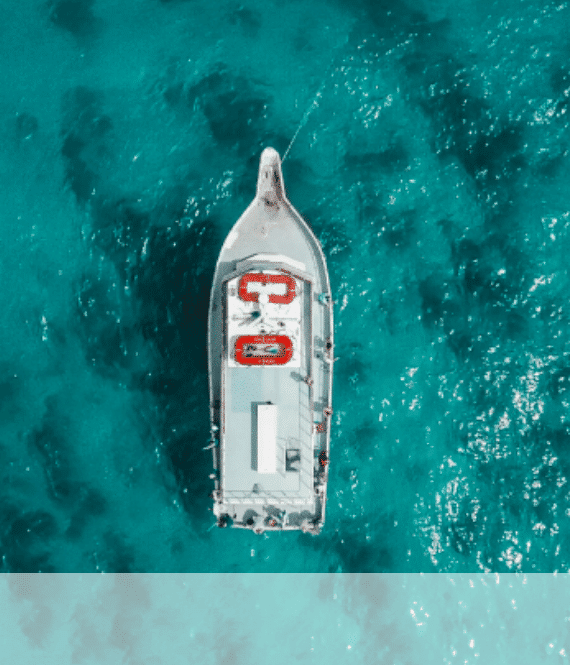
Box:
left=219, top=270, right=318, bottom=524
left=222, top=366, right=315, bottom=500
left=207, top=147, right=333, bottom=534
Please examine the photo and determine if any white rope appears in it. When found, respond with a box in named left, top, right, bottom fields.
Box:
left=281, top=51, right=343, bottom=164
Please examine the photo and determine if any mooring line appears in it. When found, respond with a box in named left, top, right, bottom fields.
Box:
left=281, top=48, right=345, bottom=164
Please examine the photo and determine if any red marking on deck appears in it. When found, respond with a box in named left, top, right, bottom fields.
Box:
left=238, top=273, right=296, bottom=304
left=234, top=335, right=293, bottom=365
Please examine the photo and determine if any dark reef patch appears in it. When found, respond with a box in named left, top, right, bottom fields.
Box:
left=99, top=530, right=136, bottom=572
left=163, top=80, right=184, bottom=107
left=14, top=112, right=39, bottom=142
left=182, top=65, right=270, bottom=155
left=61, top=134, right=97, bottom=204
left=324, top=516, right=395, bottom=572
left=161, top=62, right=287, bottom=165
left=544, top=426, right=570, bottom=475
left=167, top=430, right=212, bottom=523
left=418, top=272, right=464, bottom=331
left=153, top=183, right=193, bottom=228
left=372, top=209, right=416, bottom=250
left=340, top=541, right=393, bottom=573
left=357, top=198, right=382, bottom=233
left=446, top=517, right=476, bottom=556
left=336, top=353, right=368, bottom=389
left=340, top=0, right=430, bottom=41
left=8, top=510, right=58, bottom=553
left=1, top=504, right=58, bottom=573
left=404, top=462, right=428, bottom=484
left=303, top=206, right=351, bottom=267
left=468, top=236, right=534, bottom=333
left=127, top=217, right=220, bottom=522
left=415, top=57, right=489, bottom=152
left=548, top=365, right=570, bottom=398
left=66, top=487, right=106, bottom=539
left=344, top=142, right=409, bottom=175
left=0, top=366, right=23, bottom=421
left=462, top=124, right=525, bottom=185
left=75, top=277, right=134, bottom=379
left=228, top=5, right=261, bottom=37
left=293, top=27, right=316, bottom=54
left=551, top=63, right=570, bottom=97
left=60, top=86, right=113, bottom=205
left=450, top=237, right=515, bottom=305
left=406, top=53, right=525, bottom=197
left=48, top=0, right=102, bottom=39
left=131, top=219, right=218, bottom=371
left=533, top=151, right=567, bottom=178
left=380, top=291, right=415, bottom=337
left=350, top=421, right=381, bottom=458
left=66, top=106, right=225, bottom=527
left=503, top=308, right=529, bottom=339
left=447, top=332, right=477, bottom=364
left=27, top=395, right=78, bottom=505
left=416, top=226, right=537, bottom=358
left=90, top=196, right=150, bottom=272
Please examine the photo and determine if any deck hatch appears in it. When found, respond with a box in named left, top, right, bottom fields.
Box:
left=257, top=403, right=277, bottom=473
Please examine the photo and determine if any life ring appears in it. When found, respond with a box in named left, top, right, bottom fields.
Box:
left=323, top=407, right=333, bottom=418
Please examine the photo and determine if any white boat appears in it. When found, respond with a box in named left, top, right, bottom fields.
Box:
left=207, top=147, right=334, bottom=534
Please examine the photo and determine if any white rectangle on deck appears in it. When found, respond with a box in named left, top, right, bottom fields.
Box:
left=257, top=404, right=277, bottom=473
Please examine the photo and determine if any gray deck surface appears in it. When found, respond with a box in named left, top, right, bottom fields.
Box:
left=222, top=272, right=314, bottom=502
left=222, top=366, right=313, bottom=498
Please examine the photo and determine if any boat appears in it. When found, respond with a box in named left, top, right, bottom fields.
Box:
left=207, top=147, right=334, bottom=534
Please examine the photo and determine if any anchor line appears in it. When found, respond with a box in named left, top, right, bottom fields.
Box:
left=281, top=47, right=345, bottom=164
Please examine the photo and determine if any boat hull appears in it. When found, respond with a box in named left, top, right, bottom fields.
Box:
left=207, top=148, right=334, bottom=534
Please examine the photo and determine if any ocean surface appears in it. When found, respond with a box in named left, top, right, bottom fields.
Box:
left=1, top=0, right=570, bottom=575
left=4, top=573, right=570, bottom=664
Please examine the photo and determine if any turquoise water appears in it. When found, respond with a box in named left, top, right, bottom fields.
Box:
left=1, top=0, right=570, bottom=573
left=2, top=573, right=570, bottom=664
